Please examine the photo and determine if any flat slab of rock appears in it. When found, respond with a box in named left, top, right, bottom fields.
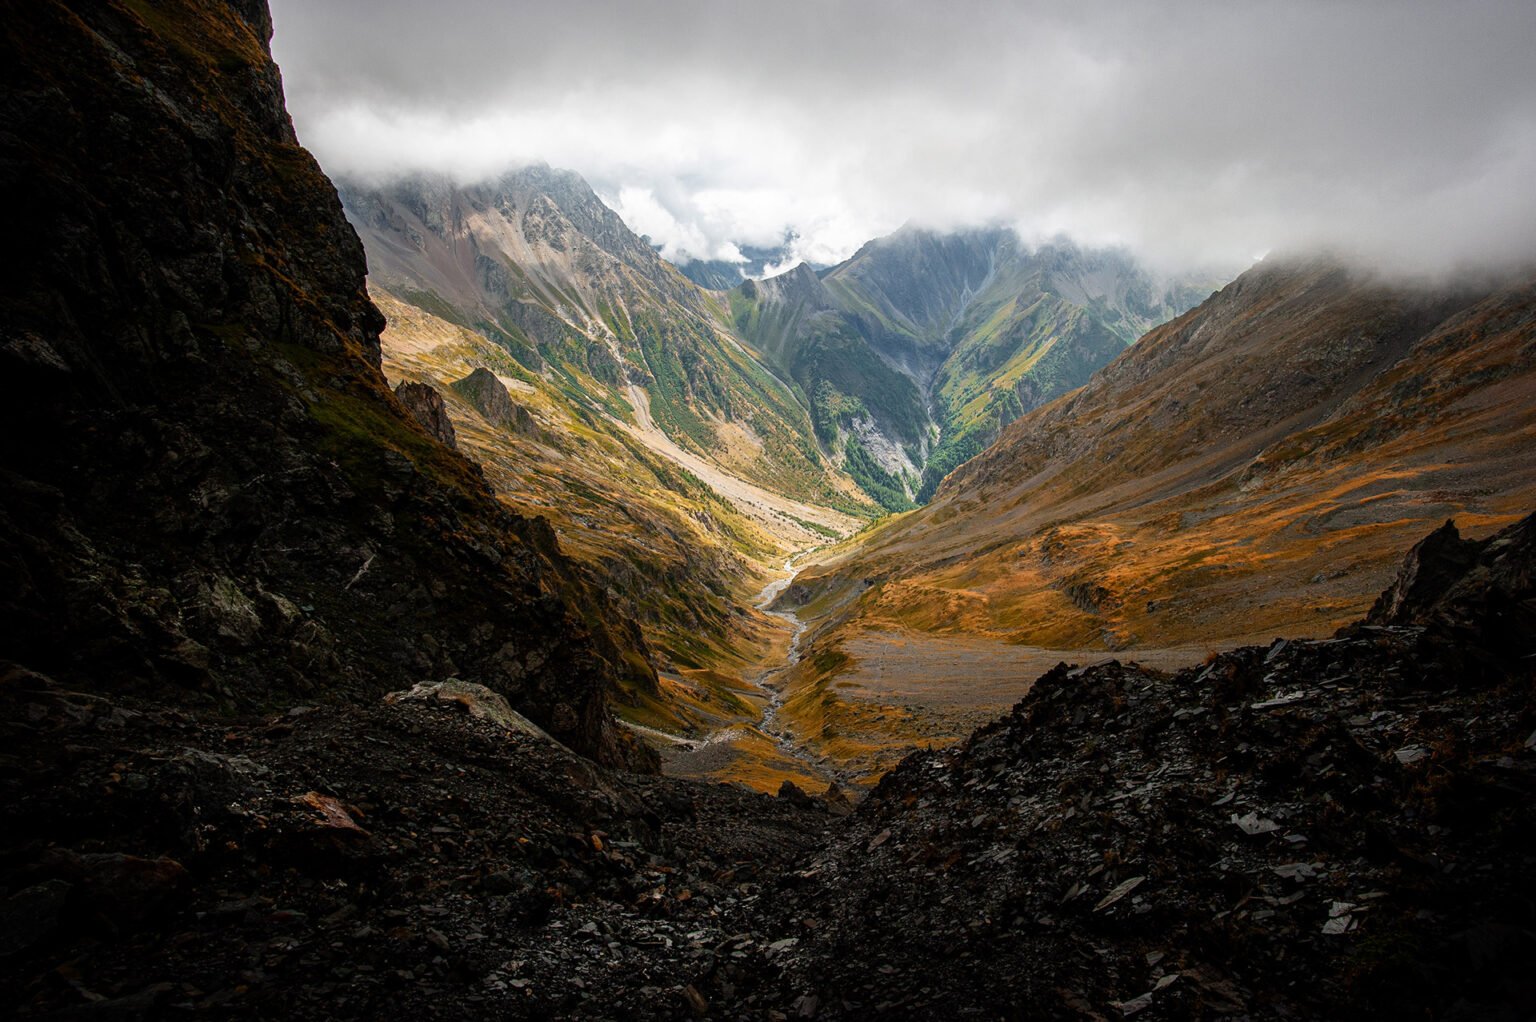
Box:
left=384, top=679, right=554, bottom=741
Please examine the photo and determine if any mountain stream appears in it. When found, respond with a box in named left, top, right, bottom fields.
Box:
left=621, top=557, right=842, bottom=791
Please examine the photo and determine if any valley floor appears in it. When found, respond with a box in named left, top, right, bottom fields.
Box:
left=634, top=571, right=1233, bottom=792
left=795, top=630, right=1227, bottom=780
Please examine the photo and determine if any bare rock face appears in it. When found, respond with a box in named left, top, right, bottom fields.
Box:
left=392, top=381, right=457, bottom=449
left=1366, top=518, right=1485, bottom=625
left=449, top=367, right=536, bottom=435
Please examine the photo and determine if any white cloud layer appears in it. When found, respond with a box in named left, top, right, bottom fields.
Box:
left=270, top=0, right=1536, bottom=276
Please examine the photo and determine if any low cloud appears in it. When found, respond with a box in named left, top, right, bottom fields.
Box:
left=271, top=0, right=1536, bottom=275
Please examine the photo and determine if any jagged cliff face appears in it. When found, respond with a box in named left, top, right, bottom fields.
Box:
left=0, top=0, right=654, bottom=768
left=729, top=227, right=1217, bottom=508
left=795, top=256, right=1536, bottom=653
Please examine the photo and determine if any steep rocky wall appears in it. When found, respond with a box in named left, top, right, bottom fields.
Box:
left=0, top=0, right=655, bottom=769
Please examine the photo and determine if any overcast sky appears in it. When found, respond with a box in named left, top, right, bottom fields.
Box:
left=269, top=0, right=1536, bottom=276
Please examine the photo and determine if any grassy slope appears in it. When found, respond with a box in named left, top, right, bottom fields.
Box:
left=775, top=260, right=1536, bottom=772
left=375, top=286, right=801, bottom=733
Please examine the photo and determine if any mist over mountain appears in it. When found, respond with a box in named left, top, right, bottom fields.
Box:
left=271, top=0, right=1536, bottom=277
left=661, top=242, right=819, bottom=292
left=341, top=160, right=1216, bottom=512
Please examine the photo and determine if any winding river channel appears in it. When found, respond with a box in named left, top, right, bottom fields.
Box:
left=620, top=556, right=840, bottom=789
left=746, top=557, right=809, bottom=753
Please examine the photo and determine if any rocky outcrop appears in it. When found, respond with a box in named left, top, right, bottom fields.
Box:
left=1366, top=518, right=1486, bottom=624
left=384, top=678, right=552, bottom=739
left=392, top=381, right=458, bottom=448
left=450, top=367, right=535, bottom=435
left=1364, top=512, right=1536, bottom=660
left=0, top=0, right=654, bottom=768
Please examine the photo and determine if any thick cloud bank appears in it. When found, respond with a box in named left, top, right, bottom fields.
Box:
left=270, top=0, right=1536, bottom=275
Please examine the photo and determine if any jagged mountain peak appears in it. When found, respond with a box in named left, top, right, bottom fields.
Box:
left=340, top=164, right=665, bottom=285
left=744, top=260, right=832, bottom=309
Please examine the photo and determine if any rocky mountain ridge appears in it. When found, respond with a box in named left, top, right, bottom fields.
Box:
left=339, top=170, right=857, bottom=512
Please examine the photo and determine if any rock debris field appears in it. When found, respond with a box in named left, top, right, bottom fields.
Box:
left=2, top=515, right=1534, bottom=1019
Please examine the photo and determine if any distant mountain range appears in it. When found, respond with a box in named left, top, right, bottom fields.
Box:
left=728, top=226, right=1222, bottom=507
left=342, top=165, right=1218, bottom=513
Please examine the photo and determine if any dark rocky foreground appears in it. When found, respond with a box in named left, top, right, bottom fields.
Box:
left=0, top=674, right=831, bottom=1019
left=1, top=2, right=1533, bottom=1019
left=763, top=515, right=1536, bottom=1019
left=1, top=519, right=1532, bottom=1020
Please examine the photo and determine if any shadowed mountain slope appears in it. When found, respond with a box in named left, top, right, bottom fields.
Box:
left=0, top=0, right=654, bottom=768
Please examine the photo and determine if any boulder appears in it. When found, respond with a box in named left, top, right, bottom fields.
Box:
left=384, top=679, right=556, bottom=741
left=777, top=779, right=817, bottom=808
left=820, top=782, right=854, bottom=816
left=1366, top=519, right=1484, bottom=625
